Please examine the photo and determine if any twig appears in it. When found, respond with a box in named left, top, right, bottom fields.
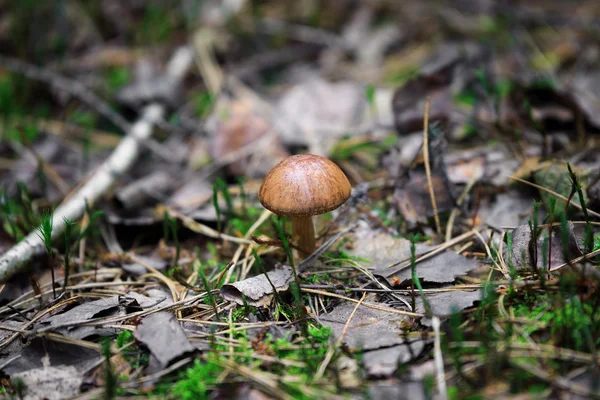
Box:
left=0, top=47, right=194, bottom=282
left=422, top=98, right=442, bottom=236
left=384, top=229, right=477, bottom=275
left=510, top=359, right=596, bottom=398
left=445, top=166, right=480, bottom=241
left=301, top=288, right=423, bottom=317
left=166, top=207, right=252, bottom=245
left=550, top=247, right=600, bottom=272
left=432, top=316, right=448, bottom=399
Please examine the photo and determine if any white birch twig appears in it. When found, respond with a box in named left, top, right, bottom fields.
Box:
left=432, top=316, right=448, bottom=400
left=0, top=47, right=194, bottom=282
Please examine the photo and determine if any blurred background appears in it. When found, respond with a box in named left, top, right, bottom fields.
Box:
left=2, top=0, right=600, bottom=241
left=2, top=0, right=600, bottom=248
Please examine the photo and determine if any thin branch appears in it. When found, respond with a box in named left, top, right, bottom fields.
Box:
left=0, top=47, right=194, bottom=282
left=422, top=98, right=442, bottom=235
left=432, top=316, right=448, bottom=400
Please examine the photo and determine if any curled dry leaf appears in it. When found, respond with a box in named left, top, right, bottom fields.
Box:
left=220, top=266, right=293, bottom=307
left=43, top=296, right=125, bottom=327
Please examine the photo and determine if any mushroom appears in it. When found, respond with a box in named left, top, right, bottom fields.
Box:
left=258, top=154, right=351, bottom=259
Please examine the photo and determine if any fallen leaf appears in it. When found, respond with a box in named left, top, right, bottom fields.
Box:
left=415, top=290, right=482, bottom=326
left=39, top=296, right=138, bottom=339
left=320, top=301, right=408, bottom=350
left=320, top=301, right=426, bottom=378
left=274, top=76, right=368, bottom=155
left=2, top=337, right=101, bottom=376
left=349, top=226, right=480, bottom=285
left=447, top=156, right=485, bottom=184
left=13, top=365, right=83, bottom=400
left=210, top=383, right=273, bottom=400
left=481, top=191, right=534, bottom=228
left=44, top=296, right=124, bottom=327
left=362, top=342, right=426, bottom=378
left=368, top=381, right=426, bottom=400
left=115, top=171, right=175, bottom=211
left=121, top=253, right=168, bottom=277
left=125, top=290, right=167, bottom=309
left=564, top=70, right=600, bottom=129
left=220, top=266, right=293, bottom=307
left=393, top=169, right=455, bottom=227
left=117, top=59, right=181, bottom=109
left=393, top=80, right=452, bottom=135
left=133, top=312, right=195, bottom=367
left=504, top=222, right=583, bottom=271
left=209, top=100, right=287, bottom=177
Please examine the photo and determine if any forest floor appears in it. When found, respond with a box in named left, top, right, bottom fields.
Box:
left=0, top=1, right=600, bottom=399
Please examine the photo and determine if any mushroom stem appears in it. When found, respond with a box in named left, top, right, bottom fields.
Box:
left=292, top=216, right=315, bottom=259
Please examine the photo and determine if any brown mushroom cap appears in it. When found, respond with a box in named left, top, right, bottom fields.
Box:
left=259, top=154, right=351, bottom=217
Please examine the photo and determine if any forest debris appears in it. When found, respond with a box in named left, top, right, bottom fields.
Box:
left=532, top=162, right=588, bottom=215
left=220, top=266, right=293, bottom=307
left=121, top=254, right=168, bottom=277
left=482, top=191, right=533, bottom=228
left=2, top=337, right=101, bottom=376
left=393, top=79, right=452, bottom=134
left=0, top=46, right=194, bottom=283
left=208, top=99, right=288, bottom=177
left=210, top=384, right=273, bottom=400
left=350, top=227, right=480, bottom=284
left=321, top=301, right=408, bottom=350
left=115, top=171, right=174, bottom=210
left=504, top=222, right=582, bottom=271
left=447, top=156, right=485, bottom=184
left=393, top=169, right=455, bottom=227
left=416, top=290, right=482, bottom=325
left=40, top=296, right=138, bottom=339
left=133, top=312, right=195, bottom=367
left=167, top=177, right=214, bottom=210
left=368, top=381, right=426, bottom=400
left=274, top=76, right=368, bottom=155
left=13, top=365, right=83, bottom=400
left=565, top=70, right=600, bottom=129
left=390, top=41, right=479, bottom=135
left=393, top=123, right=455, bottom=227
left=321, top=301, right=426, bottom=378
left=0, top=135, right=86, bottom=201
left=362, top=341, right=426, bottom=378
left=117, top=58, right=182, bottom=109
left=125, top=290, right=167, bottom=309
left=342, top=6, right=402, bottom=68
left=43, top=297, right=131, bottom=328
